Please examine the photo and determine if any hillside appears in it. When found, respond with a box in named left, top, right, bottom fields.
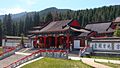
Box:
left=0, top=5, right=120, bottom=41
left=0, top=7, right=71, bottom=22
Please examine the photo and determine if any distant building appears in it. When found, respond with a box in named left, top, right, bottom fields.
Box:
left=2, top=36, right=31, bottom=48
left=29, top=20, right=90, bottom=50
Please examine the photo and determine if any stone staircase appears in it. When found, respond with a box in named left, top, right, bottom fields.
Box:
left=0, top=48, right=37, bottom=68
left=0, top=54, right=26, bottom=68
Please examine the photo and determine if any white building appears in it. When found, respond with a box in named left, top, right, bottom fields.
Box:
left=2, top=36, right=31, bottom=47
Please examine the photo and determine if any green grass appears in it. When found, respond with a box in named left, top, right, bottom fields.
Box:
left=84, top=56, right=120, bottom=60
left=96, top=62, right=120, bottom=68
left=22, top=58, right=92, bottom=68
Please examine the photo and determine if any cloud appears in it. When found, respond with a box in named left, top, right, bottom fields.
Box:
left=0, top=7, right=26, bottom=15
left=18, top=0, right=38, bottom=6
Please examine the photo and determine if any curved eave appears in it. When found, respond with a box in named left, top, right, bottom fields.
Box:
left=70, top=27, right=90, bottom=33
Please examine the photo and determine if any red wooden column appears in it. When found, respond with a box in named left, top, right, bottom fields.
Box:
left=55, top=35, right=58, bottom=48
left=44, top=36, right=46, bottom=48
left=66, top=34, right=70, bottom=49
left=48, top=37, right=52, bottom=48
left=39, top=37, right=43, bottom=48
left=33, top=36, right=38, bottom=48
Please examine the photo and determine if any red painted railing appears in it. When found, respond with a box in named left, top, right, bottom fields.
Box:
left=4, top=49, right=68, bottom=68
left=79, top=45, right=90, bottom=56
left=0, top=46, right=23, bottom=60
left=0, top=48, right=15, bottom=60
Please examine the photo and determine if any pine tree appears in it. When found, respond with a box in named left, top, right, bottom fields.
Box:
left=3, top=14, right=12, bottom=36
left=7, top=14, right=12, bottom=35
left=34, top=12, right=40, bottom=26
left=0, top=20, right=2, bottom=46
left=45, top=12, right=53, bottom=23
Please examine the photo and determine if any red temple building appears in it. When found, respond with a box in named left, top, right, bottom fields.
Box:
left=29, top=20, right=91, bottom=50
left=28, top=17, right=120, bottom=56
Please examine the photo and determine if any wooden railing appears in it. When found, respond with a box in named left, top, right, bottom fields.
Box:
left=4, top=49, right=68, bottom=68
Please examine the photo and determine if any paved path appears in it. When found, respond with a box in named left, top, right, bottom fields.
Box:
left=69, top=56, right=112, bottom=68
left=95, top=59, right=120, bottom=64
left=81, top=58, right=112, bottom=68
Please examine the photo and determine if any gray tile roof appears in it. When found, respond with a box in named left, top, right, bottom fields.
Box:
left=85, top=22, right=112, bottom=33
left=30, top=20, right=72, bottom=33
left=79, top=22, right=114, bottom=37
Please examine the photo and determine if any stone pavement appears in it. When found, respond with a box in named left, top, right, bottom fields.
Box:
left=69, top=56, right=115, bottom=68
left=81, top=58, right=112, bottom=68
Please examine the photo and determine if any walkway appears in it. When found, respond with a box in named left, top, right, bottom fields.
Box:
left=69, top=56, right=113, bottom=68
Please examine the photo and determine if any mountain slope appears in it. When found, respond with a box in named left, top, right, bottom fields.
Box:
left=0, top=7, right=71, bottom=22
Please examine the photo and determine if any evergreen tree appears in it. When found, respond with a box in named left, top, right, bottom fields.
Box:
left=0, top=20, right=2, bottom=46
left=34, top=12, right=40, bottom=26
left=3, top=14, right=12, bottom=36
left=7, top=14, right=12, bottom=35
left=19, top=20, right=24, bottom=36
left=3, top=14, right=7, bottom=36
left=45, top=12, right=53, bottom=23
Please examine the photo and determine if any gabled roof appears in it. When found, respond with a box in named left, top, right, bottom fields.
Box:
left=78, top=22, right=115, bottom=37
left=29, top=20, right=72, bottom=33
left=85, top=22, right=113, bottom=33
left=40, top=20, right=72, bottom=32
left=113, top=17, right=120, bottom=23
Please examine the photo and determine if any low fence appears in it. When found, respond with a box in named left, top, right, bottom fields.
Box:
left=0, top=46, right=23, bottom=60
left=39, top=49, right=68, bottom=59
left=4, top=49, right=68, bottom=68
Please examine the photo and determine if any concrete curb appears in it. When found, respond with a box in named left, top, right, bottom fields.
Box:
left=68, top=56, right=120, bottom=68
left=16, top=57, right=44, bottom=68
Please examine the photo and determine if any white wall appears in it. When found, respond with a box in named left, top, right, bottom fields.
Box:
left=90, top=42, right=112, bottom=50
left=2, top=39, right=31, bottom=47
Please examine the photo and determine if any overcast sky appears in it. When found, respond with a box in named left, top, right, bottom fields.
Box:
left=0, top=0, right=120, bottom=15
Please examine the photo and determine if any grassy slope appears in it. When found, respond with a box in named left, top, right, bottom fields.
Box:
left=96, top=62, right=120, bottom=68
left=22, top=58, right=92, bottom=68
